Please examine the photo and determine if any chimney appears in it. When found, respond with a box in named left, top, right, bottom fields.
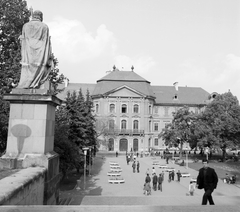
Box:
left=173, top=82, right=178, bottom=91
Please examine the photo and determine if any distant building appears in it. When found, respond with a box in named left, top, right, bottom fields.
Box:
left=58, top=67, right=210, bottom=152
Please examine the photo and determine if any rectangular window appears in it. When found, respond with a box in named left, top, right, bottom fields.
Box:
left=154, top=123, right=158, bottom=131
left=164, top=107, right=169, bottom=116
left=154, top=138, right=158, bottom=146
left=154, top=107, right=158, bottom=114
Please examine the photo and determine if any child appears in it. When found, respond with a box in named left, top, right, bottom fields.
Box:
left=143, top=182, right=151, bottom=195
left=189, top=181, right=195, bottom=196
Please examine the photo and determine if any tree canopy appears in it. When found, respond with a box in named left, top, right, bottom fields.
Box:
left=54, top=89, right=97, bottom=177
left=159, top=92, right=240, bottom=160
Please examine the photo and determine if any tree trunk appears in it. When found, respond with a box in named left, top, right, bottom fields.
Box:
left=222, top=148, right=226, bottom=162
left=179, top=142, right=183, bottom=159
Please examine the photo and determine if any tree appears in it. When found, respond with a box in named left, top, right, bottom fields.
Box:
left=48, top=55, right=66, bottom=95
left=0, top=0, right=30, bottom=95
left=159, top=106, right=196, bottom=158
left=199, top=92, right=240, bottom=160
left=84, top=90, right=97, bottom=148
left=54, top=104, right=83, bottom=179
left=0, top=0, right=30, bottom=153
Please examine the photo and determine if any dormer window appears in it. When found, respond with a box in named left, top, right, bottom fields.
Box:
left=173, top=94, right=178, bottom=100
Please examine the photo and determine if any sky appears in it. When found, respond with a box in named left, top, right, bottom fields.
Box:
left=26, top=0, right=240, bottom=100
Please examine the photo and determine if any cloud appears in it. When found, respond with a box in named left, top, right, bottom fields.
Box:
left=177, top=54, right=240, bottom=101
left=47, top=17, right=117, bottom=63
left=113, top=55, right=156, bottom=73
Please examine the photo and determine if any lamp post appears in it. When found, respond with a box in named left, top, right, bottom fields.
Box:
left=82, top=147, right=89, bottom=190
left=89, top=147, right=92, bottom=176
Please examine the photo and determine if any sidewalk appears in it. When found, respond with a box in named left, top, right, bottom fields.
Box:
left=60, top=152, right=240, bottom=206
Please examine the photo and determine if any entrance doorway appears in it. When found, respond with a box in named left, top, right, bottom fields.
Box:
left=119, top=138, right=128, bottom=152
left=133, top=138, right=138, bottom=152
left=108, top=138, right=114, bottom=151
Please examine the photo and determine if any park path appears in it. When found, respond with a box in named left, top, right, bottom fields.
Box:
left=61, top=152, right=240, bottom=206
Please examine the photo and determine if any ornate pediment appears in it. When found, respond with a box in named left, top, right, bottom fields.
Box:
left=105, top=86, right=145, bottom=98
left=120, top=114, right=129, bottom=118
left=132, top=115, right=141, bottom=118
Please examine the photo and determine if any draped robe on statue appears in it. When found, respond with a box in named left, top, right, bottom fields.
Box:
left=17, top=18, right=53, bottom=89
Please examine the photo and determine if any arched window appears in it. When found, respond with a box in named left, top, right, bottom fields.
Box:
left=96, top=104, right=99, bottom=113
left=110, top=104, right=115, bottom=113
left=133, top=120, right=139, bottom=130
left=121, top=120, right=127, bottom=129
left=133, top=104, right=139, bottom=113
left=121, top=104, right=127, bottom=113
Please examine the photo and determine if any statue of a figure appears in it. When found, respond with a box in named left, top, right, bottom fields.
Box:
left=17, top=10, right=53, bottom=89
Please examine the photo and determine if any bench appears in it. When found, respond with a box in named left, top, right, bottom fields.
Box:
left=108, top=177, right=125, bottom=184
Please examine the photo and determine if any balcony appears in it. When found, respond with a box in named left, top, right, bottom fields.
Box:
left=104, top=129, right=144, bottom=136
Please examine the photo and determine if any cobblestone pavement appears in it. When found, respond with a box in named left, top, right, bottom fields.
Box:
left=60, top=152, right=240, bottom=206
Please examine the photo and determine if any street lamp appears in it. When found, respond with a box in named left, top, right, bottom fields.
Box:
left=89, top=147, right=92, bottom=176
left=82, top=147, right=89, bottom=190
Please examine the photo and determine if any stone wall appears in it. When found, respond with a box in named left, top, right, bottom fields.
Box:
left=0, top=167, right=46, bottom=205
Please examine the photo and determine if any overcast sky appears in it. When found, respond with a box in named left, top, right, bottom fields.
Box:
left=26, top=0, right=240, bottom=101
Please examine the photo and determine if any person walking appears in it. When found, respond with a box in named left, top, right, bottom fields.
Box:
left=196, top=159, right=218, bottom=205
left=132, top=161, right=136, bottom=173
left=158, top=173, right=163, bottom=191
left=137, top=161, right=140, bottom=173
left=152, top=173, right=158, bottom=191
left=161, top=171, right=165, bottom=182
left=189, top=181, right=195, bottom=196
left=171, top=170, right=175, bottom=181
left=127, top=155, right=130, bottom=165
left=176, top=170, right=182, bottom=182
left=168, top=171, right=172, bottom=182
left=145, top=173, right=151, bottom=183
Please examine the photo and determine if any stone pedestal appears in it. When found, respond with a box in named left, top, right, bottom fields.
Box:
left=0, top=93, right=62, bottom=205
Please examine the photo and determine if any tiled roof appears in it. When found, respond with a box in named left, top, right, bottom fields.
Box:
left=97, top=70, right=150, bottom=83
left=57, top=83, right=96, bottom=101
left=92, top=81, right=155, bottom=98
left=56, top=70, right=209, bottom=105
left=152, top=85, right=209, bottom=105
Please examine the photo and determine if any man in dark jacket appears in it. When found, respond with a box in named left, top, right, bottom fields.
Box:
left=196, top=159, right=218, bottom=205
left=152, top=173, right=158, bottom=191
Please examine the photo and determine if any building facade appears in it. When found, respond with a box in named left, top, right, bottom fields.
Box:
left=59, top=68, right=210, bottom=152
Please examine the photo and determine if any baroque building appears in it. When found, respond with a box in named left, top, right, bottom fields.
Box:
left=58, top=68, right=209, bottom=152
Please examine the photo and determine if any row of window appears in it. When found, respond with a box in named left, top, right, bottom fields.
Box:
left=108, top=137, right=160, bottom=146
left=95, top=103, right=200, bottom=115
left=109, top=120, right=140, bottom=130
left=95, top=103, right=153, bottom=114
left=109, top=120, right=170, bottom=131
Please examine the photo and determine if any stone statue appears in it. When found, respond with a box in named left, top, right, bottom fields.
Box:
left=17, top=10, right=53, bottom=89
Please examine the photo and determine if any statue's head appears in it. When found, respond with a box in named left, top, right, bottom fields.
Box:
left=32, top=10, right=43, bottom=21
